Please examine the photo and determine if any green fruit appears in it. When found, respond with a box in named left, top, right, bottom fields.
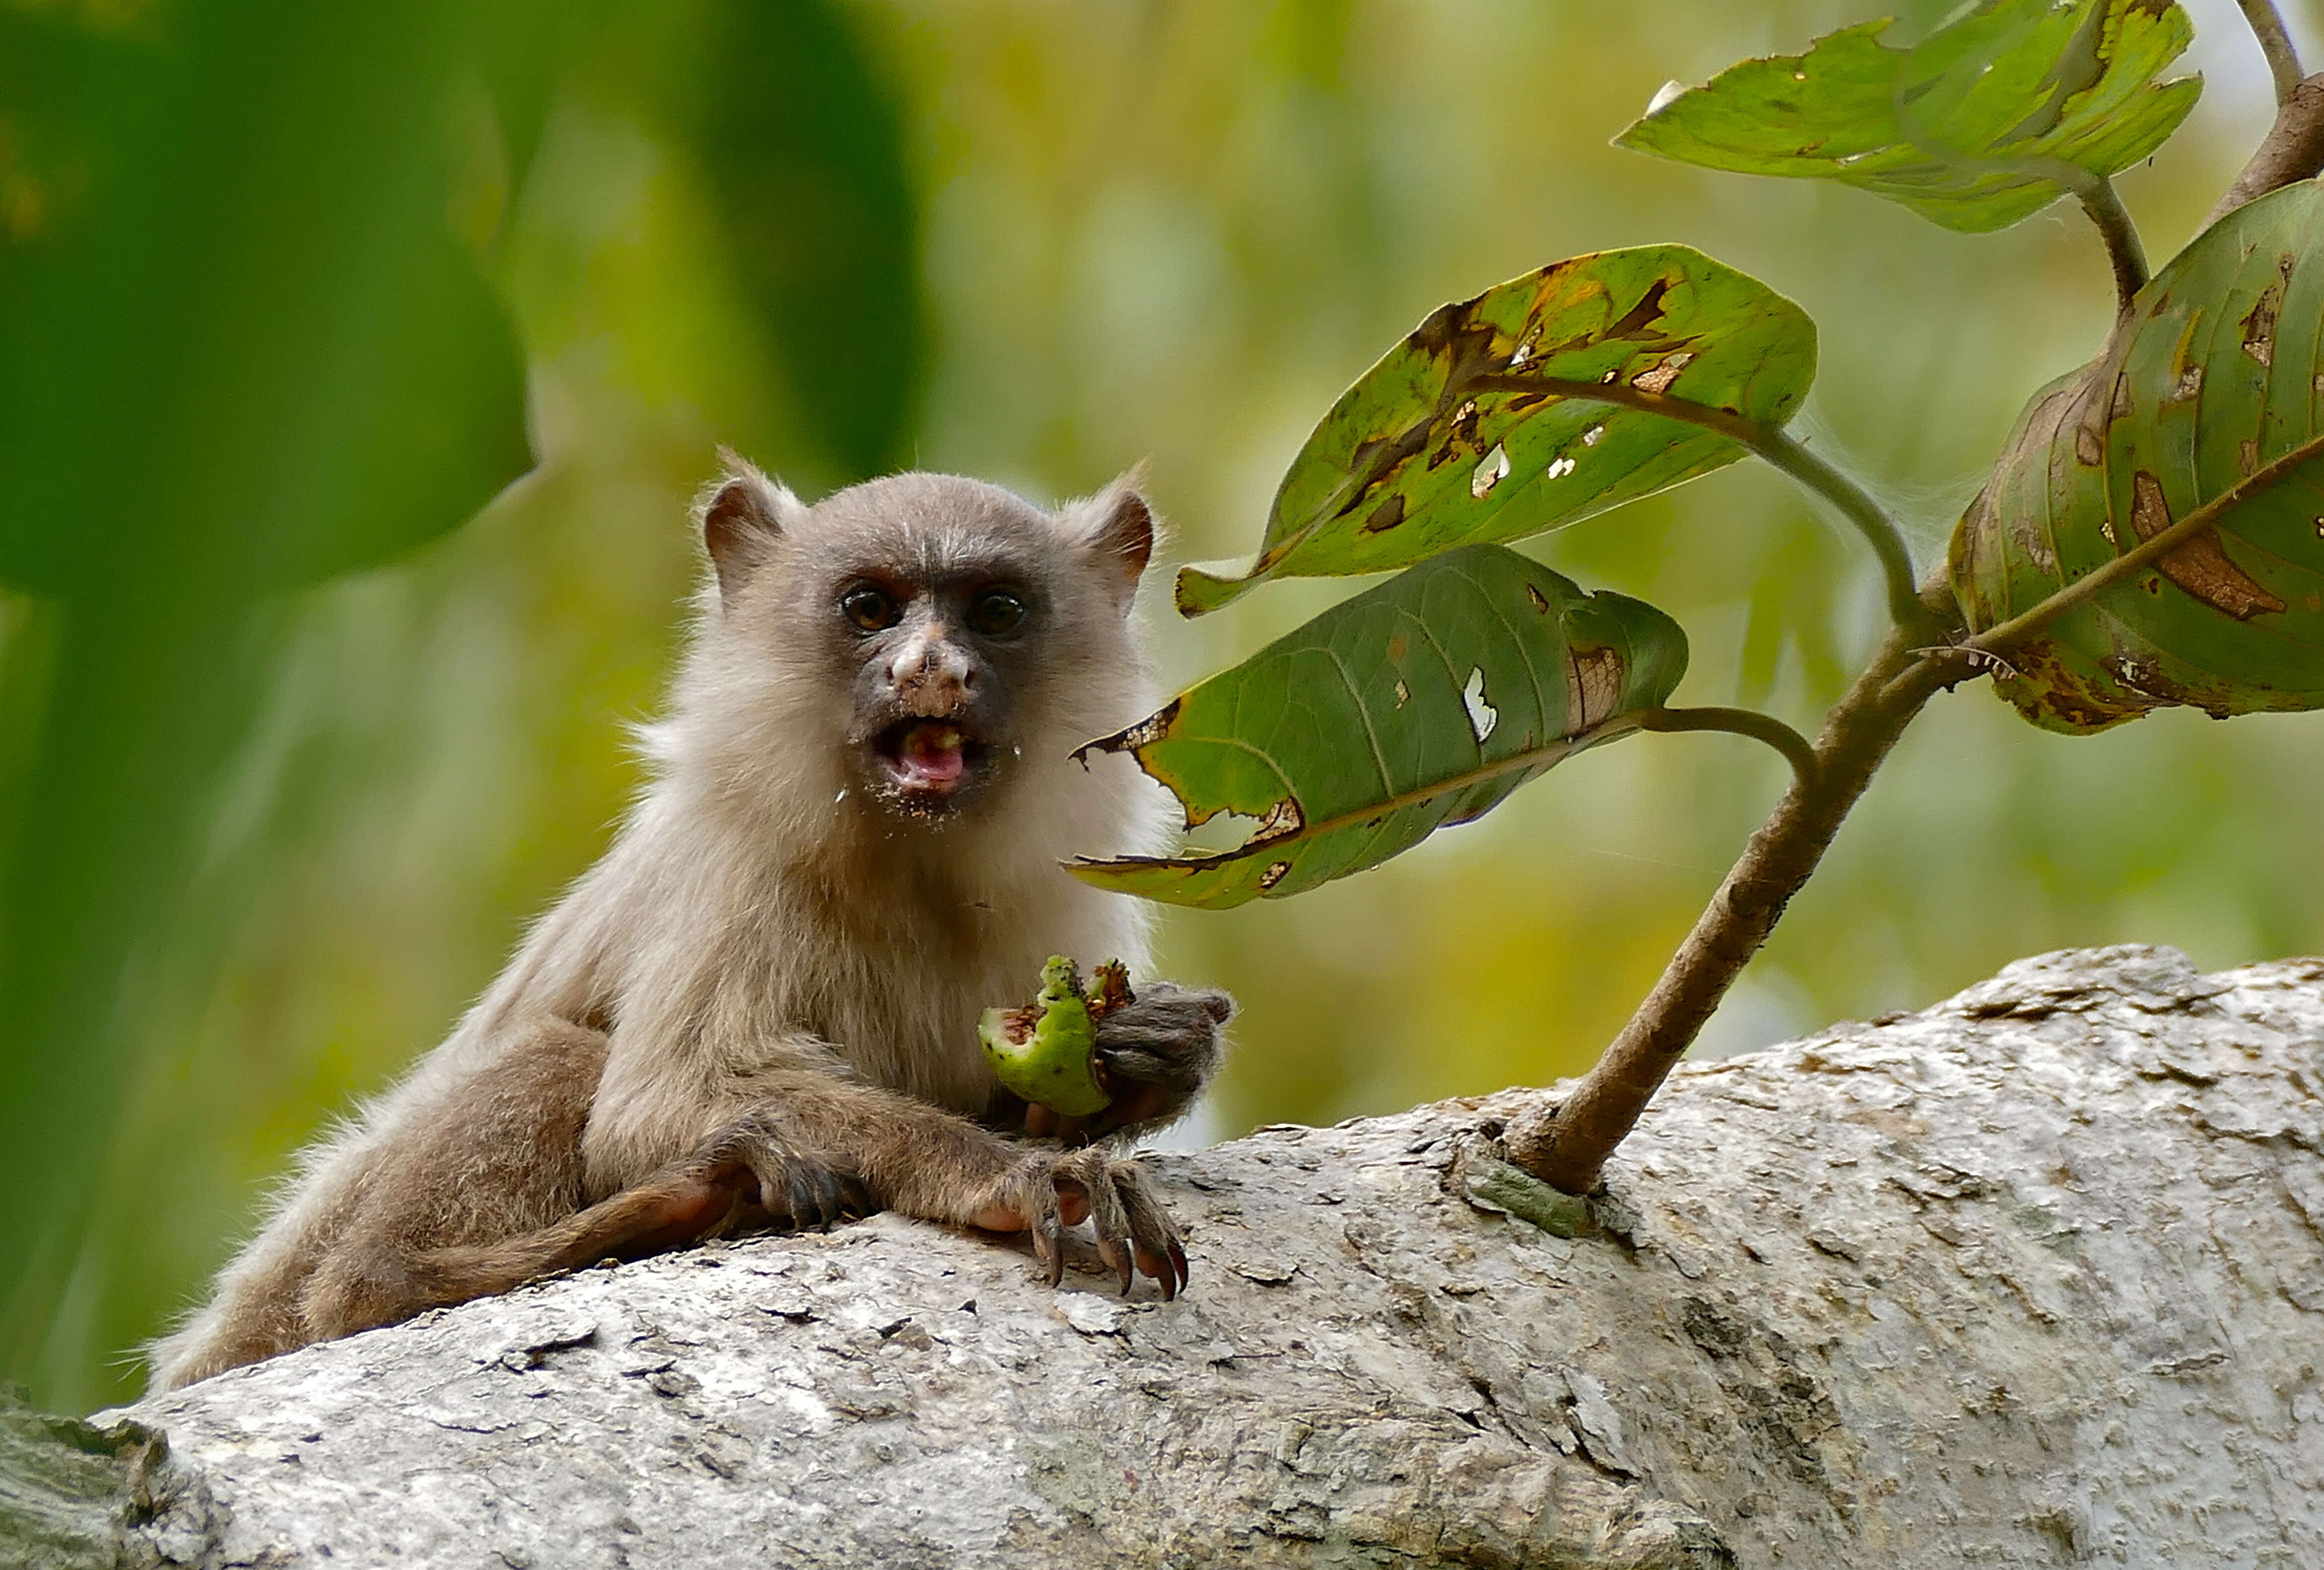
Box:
left=980, top=955, right=1109, bottom=1117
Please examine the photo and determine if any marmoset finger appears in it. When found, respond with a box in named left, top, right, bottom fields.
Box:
left=1112, top=1164, right=1187, bottom=1299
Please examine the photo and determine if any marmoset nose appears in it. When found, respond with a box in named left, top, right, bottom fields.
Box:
left=888, top=624, right=975, bottom=714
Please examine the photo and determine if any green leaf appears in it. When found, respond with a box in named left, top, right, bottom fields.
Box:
left=1175, top=245, right=1814, bottom=616
left=685, top=0, right=924, bottom=481
left=1950, top=179, right=2324, bottom=733
left=1617, top=0, right=2201, bottom=235
left=0, top=0, right=554, bottom=1402
left=0, top=3, right=537, bottom=598
left=1074, top=545, right=1686, bottom=909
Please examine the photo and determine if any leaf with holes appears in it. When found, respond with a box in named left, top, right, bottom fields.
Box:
left=1617, top=0, right=2200, bottom=235
left=1073, top=545, right=1685, bottom=909
left=1950, top=179, right=2324, bottom=732
left=1174, top=246, right=1813, bottom=616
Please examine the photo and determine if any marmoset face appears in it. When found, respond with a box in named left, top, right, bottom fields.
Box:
left=822, top=533, right=1056, bottom=817
left=694, top=468, right=1153, bottom=828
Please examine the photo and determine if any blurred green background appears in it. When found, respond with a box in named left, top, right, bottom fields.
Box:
left=0, top=0, right=2309, bottom=1409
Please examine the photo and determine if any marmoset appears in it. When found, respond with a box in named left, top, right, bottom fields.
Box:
left=152, top=462, right=1232, bottom=1391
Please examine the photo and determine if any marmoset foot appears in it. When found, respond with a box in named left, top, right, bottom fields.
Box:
left=976, top=1147, right=1188, bottom=1298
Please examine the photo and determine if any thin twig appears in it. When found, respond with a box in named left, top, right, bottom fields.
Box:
left=1505, top=584, right=1961, bottom=1195
left=1639, top=706, right=1820, bottom=792
left=2237, top=0, right=2307, bottom=105
left=1499, top=376, right=1927, bottom=631
left=2208, top=72, right=2324, bottom=225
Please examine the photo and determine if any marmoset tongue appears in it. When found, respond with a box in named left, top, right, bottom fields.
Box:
left=896, top=721, right=968, bottom=789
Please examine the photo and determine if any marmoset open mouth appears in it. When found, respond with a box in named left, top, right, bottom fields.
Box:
left=871, top=717, right=991, bottom=797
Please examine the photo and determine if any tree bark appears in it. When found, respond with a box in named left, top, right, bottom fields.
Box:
left=95, top=946, right=2324, bottom=1568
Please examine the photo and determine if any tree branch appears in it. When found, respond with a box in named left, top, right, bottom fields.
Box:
left=1519, top=406, right=2324, bottom=1196
left=2238, top=0, right=2307, bottom=105
left=1506, top=577, right=1963, bottom=1194
left=1639, top=706, right=1820, bottom=791
left=116, top=949, right=2324, bottom=1567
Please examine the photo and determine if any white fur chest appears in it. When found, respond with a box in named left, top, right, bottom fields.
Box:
left=806, top=859, right=1150, bottom=1114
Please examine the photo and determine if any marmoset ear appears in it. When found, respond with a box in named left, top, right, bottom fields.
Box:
left=697, top=450, right=807, bottom=604
left=1069, top=468, right=1157, bottom=613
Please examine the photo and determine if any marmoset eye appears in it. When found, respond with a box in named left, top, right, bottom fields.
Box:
left=968, top=588, right=1028, bottom=637
left=841, top=586, right=901, bottom=631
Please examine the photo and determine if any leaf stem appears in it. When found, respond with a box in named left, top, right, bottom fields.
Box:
left=2238, top=0, right=2307, bottom=105
left=1073, top=711, right=1676, bottom=894
left=1951, top=431, right=2324, bottom=660
left=1752, top=428, right=1926, bottom=630
left=1986, top=156, right=2150, bottom=312
left=1640, top=706, right=1819, bottom=791
left=1511, top=377, right=1926, bottom=631
left=1080, top=702, right=1823, bottom=896
left=2073, top=177, right=2149, bottom=314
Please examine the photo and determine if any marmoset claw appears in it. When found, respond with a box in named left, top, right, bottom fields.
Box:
left=694, top=1114, right=872, bottom=1236
left=1006, top=1147, right=1188, bottom=1299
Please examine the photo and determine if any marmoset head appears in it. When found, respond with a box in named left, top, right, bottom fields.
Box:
left=671, top=460, right=1159, bottom=830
